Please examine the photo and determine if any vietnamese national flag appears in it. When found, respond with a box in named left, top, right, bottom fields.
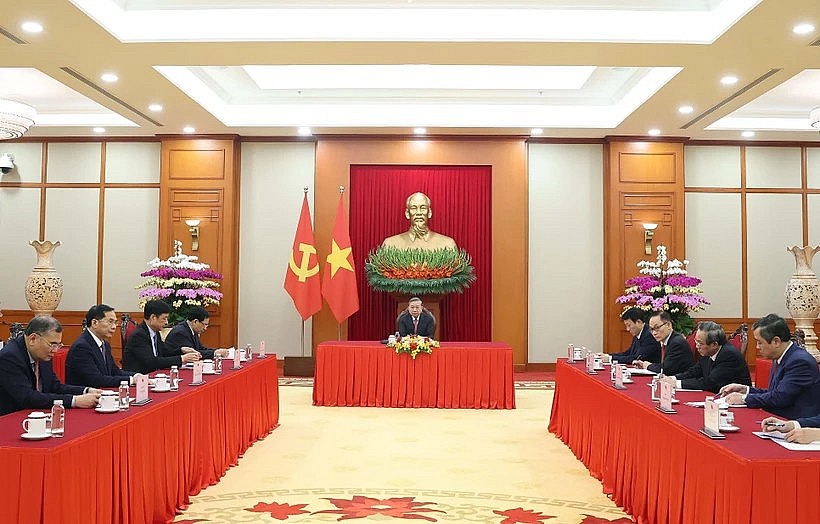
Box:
left=322, top=194, right=359, bottom=323
left=284, top=193, right=322, bottom=320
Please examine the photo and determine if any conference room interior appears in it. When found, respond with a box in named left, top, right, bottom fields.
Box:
left=2, top=2, right=820, bottom=523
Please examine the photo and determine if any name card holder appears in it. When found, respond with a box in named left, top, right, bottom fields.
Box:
left=699, top=397, right=726, bottom=439
left=585, top=353, right=597, bottom=375
left=132, top=374, right=152, bottom=406
left=233, top=346, right=242, bottom=370
left=613, top=364, right=627, bottom=390
left=258, top=340, right=267, bottom=359
left=190, top=360, right=205, bottom=386
left=656, top=380, right=677, bottom=414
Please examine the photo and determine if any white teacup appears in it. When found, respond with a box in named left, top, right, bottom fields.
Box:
left=202, top=359, right=214, bottom=373
left=98, top=391, right=118, bottom=411
left=22, top=411, right=49, bottom=436
left=573, top=347, right=584, bottom=360
left=154, top=373, right=170, bottom=391
left=239, top=348, right=247, bottom=361
left=388, top=335, right=396, bottom=344
left=719, top=410, right=734, bottom=426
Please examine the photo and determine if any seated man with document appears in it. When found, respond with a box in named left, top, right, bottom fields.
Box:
left=760, top=413, right=820, bottom=445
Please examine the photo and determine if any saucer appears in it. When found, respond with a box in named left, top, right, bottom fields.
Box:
left=95, top=406, right=119, bottom=413
left=622, top=379, right=635, bottom=384
left=202, top=370, right=217, bottom=375
left=720, top=425, right=740, bottom=433
left=150, top=387, right=171, bottom=393
left=21, top=432, right=51, bottom=440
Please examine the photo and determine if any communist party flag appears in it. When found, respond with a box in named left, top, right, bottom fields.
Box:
left=321, top=193, right=359, bottom=323
left=284, top=193, right=322, bottom=320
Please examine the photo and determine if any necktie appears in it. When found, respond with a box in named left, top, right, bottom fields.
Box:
left=152, top=332, right=158, bottom=357
left=661, top=342, right=667, bottom=363
left=100, top=344, right=105, bottom=363
left=413, top=317, right=419, bottom=333
left=33, top=361, right=41, bottom=392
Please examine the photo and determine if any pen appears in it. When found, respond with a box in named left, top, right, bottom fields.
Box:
left=764, top=422, right=786, bottom=428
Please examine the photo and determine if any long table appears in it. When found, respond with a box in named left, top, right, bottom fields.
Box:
left=0, top=355, right=279, bottom=524
left=313, top=341, right=515, bottom=409
left=548, top=359, right=819, bottom=524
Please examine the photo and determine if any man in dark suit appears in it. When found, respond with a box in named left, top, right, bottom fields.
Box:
left=0, top=316, right=101, bottom=416
left=722, top=313, right=820, bottom=420
left=634, top=310, right=694, bottom=376
left=165, top=306, right=228, bottom=360
left=122, top=300, right=200, bottom=374
left=397, top=297, right=435, bottom=338
left=761, top=413, right=820, bottom=444
left=66, top=304, right=137, bottom=388
left=608, top=307, right=661, bottom=364
left=661, top=320, right=751, bottom=393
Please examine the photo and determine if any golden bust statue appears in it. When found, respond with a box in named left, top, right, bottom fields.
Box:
left=382, top=192, right=457, bottom=250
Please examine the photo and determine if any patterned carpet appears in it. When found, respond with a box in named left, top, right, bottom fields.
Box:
left=173, top=386, right=632, bottom=524
left=278, top=377, right=555, bottom=390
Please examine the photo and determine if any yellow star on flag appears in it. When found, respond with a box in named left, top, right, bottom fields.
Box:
left=326, top=239, right=353, bottom=278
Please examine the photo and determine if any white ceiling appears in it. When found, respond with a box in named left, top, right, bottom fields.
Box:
left=1, top=0, right=819, bottom=141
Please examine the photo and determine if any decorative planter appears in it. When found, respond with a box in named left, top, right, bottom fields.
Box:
left=785, top=245, right=820, bottom=362
left=24, top=240, right=64, bottom=316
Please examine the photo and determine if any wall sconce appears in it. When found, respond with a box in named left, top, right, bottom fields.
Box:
left=185, top=219, right=201, bottom=251
left=642, top=223, right=658, bottom=255
left=0, top=153, right=15, bottom=174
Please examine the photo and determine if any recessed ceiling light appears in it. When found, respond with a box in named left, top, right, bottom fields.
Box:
left=648, top=128, right=661, bottom=136
left=741, top=131, right=755, bottom=138
left=101, top=73, right=118, bottom=83
left=720, top=75, right=738, bottom=86
left=21, top=21, right=43, bottom=33
left=793, top=23, right=815, bottom=35
left=413, top=127, right=427, bottom=135
left=148, top=103, right=163, bottom=112
left=183, top=126, right=195, bottom=134
left=678, top=105, right=694, bottom=114
left=92, top=127, right=106, bottom=133
left=531, top=128, right=544, bottom=135
left=297, top=126, right=312, bottom=136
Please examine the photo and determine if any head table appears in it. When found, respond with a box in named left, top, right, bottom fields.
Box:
left=548, top=359, right=819, bottom=524
left=0, top=355, right=280, bottom=524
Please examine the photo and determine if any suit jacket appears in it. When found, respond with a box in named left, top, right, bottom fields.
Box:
left=675, top=343, right=751, bottom=393
left=65, top=330, right=135, bottom=388
left=746, top=343, right=820, bottom=420
left=796, top=413, right=820, bottom=428
left=122, top=322, right=183, bottom=374
left=397, top=310, right=435, bottom=338
left=0, top=336, right=85, bottom=416
left=611, top=324, right=661, bottom=364
left=647, top=331, right=695, bottom=376
left=165, top=322, right=215, bottom=359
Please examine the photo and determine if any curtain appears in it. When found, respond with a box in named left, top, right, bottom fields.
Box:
left=348, top=165, right=492, bottom=341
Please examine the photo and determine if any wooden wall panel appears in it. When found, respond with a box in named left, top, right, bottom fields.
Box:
left=604, top=140, right=685, bottom=353
left=160, top=138, right=240, bottom=348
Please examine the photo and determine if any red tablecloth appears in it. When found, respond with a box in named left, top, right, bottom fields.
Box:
left=548, top=359, right=819, bottom=524
left=0, top=355, right=280, bottom=524
left=313, top=341, right=515, bottom=409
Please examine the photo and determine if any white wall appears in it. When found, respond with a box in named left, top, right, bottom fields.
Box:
left=528, top=143, right=603, bottom=362
left=238, top=142, right=317, bottom=357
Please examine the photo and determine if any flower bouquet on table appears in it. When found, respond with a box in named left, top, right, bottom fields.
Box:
left=387, top=334, right=440, bottom=359
left=616, top=245, right=710, bottom=335
left=136, top=240, right=224, bottom=325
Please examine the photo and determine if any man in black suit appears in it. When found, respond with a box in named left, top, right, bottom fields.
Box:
left=634, top=310, right=694, bottom=376
left=660, top=321, right=751, bottom=393
left=165, top=306, right=228, bottom=360
left=397, top=297, right=435, bottom=338
left=122, top=300, right=200, bottom=374
left=0, top=316, right=101, bottom=416
left=608, top=307, right=661, bottom=364
left=66, top=304, right=138, bottom=388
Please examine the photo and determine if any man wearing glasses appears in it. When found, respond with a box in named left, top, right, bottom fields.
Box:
left=0, top=315, right=102, bottom=416
left=65, top=304, right=138, bottom=388
left=633, top=310, right=694, bottom=376
left=165, top=306, right=229, bottom=360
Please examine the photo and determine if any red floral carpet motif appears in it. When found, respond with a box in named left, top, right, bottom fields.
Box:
left=246, top=501, right=311, bottom=520
left=493, top=507, right=556, bottom=523
left=313, top=495, right=446, bottom=521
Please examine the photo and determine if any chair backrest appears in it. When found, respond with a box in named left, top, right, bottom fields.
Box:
left=686, top=332, right=701, bottom=363
left=121, top=313, right=137, bottom=347
left=791, top=329, right=806, bottom=349
left=728, top=323, right=748, bottom=355
left=396, top=307, right=435, bottom=332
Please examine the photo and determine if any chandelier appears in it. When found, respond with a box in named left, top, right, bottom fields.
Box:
left=0, top=98, right=36, bottom=139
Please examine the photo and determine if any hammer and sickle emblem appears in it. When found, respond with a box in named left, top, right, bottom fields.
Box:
left=289, top=243, right=319, bottom=282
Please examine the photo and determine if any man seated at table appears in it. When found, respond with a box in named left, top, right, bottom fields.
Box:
left=122, top=300, right=200, bottom=374
left=659, top=321, right=751, bottom=393
left=721, top=313, right=820, bottom=419
left=607, top=307, right=660, bottom=364
left=633, top=310, right=694, bottom=376
left=65, top=304, right=140, bottom=388
left=397, top=297, right=435, bottom=338
left=760, top=413, right=820, bottom=444
left=165, top=306, right=228, bottom=360
left=0, top=316, right=102, bottom=416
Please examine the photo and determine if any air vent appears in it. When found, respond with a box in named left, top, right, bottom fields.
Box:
left=680, top=69, right=782, bottom=129
left=59, top=67, right=164, bottom=127
left=0, top=25, right=28, bottom=44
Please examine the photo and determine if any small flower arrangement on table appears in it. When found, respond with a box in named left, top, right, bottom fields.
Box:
left=388, top=335, right=440, bottom=359
left=136, top=240, right=224, bottom=325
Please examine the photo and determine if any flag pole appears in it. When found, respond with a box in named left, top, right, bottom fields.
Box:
left=301, top=319, right=306, bottom=357
left=337, top=184, right=345, bottom=341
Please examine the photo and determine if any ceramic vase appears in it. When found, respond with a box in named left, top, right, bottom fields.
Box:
left=785, top=245, right=820, bottom=362
left=24, top=240, right=64, bottom=316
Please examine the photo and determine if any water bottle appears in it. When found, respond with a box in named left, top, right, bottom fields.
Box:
left=214, top=355, right=222, bottom=374
left=170, top=365, right=179, bottom=390
left=51, top=400, right=65, bottom=437
left=245, top=343, right=253, bottom=360
left=118, top=381, right=130, bottom=410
